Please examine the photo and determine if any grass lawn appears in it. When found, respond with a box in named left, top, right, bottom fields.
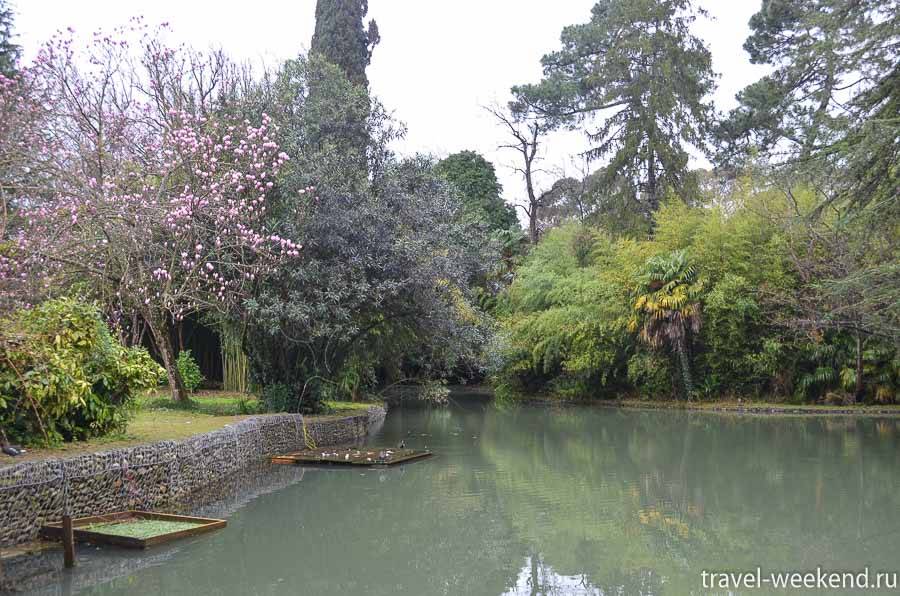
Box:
left=139, top=389, right=375, bottom=416
left=2, top=390, right=378, bottom=466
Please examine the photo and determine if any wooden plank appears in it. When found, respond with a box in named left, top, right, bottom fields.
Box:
left=141, top=520, right=227, bottom=547
left=133, top=511, right=227, bottom=525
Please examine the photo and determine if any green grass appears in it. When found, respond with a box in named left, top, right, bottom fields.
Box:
left=138, top=390, right=263, bottom=416
left=323, top=400, right=375, bottom=414
left=508, top=391, right=900, bottom=413
left=139, top=390, right=378, bottom=416
left=8, top=408, right=256, bottom=465
left=84, top=519, right=203, bottom=539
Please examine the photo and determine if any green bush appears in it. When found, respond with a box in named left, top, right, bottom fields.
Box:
left=0, top=298, right=164, bottom=445
left=700, top=274, right=766, bottom=394
left=260, top=383, right=293, bottom=413
left=175, top=349, right=205, bottom=393
left=491, top=224, right=633, bottom=398
left=626, top=352, right=676, bottom=399
left=492, top=187, right=890, bottom=403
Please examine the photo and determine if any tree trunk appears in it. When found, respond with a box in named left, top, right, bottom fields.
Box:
left=529, top=210, right=539, bottom=244
left=146, top=314, right=190, bottom=403
left=176, top=319, right=184, bottom=353
left=853, top=331, right=864, bottom=403
left=647, top=150, right=658, bottom=213
left=525, top=174, right=539, bottom=244
left=676, top=334, right=694, bottom=400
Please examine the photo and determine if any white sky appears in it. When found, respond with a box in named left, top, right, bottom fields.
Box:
left=12, top=0, right=769, bottom=212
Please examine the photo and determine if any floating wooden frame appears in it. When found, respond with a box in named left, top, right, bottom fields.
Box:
left=41, top=511, right=226, bottom=549
left=270, top=447, right=432, bottom=467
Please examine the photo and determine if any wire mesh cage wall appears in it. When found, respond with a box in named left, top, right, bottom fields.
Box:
left=0, top=409, right=383, bottom=547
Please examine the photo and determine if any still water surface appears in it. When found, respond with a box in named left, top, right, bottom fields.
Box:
left=28, top=397, right=900, bottom=595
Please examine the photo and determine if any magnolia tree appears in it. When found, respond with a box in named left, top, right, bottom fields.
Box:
left=1, top=23, right=302, bottom=402
left=0, top=69, right=54, bottom=263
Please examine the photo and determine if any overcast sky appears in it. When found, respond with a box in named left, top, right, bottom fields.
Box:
left=12, top=0, right=769, bottom=210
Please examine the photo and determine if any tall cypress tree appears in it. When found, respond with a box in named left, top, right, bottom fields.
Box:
left=307, top=0, right=380, bottom=173
left=310, top=0, right=379, bottom=88
left=0, top=0, right=21, bottom=77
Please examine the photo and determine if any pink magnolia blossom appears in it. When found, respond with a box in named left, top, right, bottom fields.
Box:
left=0, top=22, right=307, bottom=400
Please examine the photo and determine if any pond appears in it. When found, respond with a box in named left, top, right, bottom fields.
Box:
left=19, top=395, right=900, bottom=595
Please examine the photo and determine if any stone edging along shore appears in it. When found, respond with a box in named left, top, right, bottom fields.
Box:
left=598, top=400, right=900, bottom=416
left=525, top=398, right=900, bottom=416
left=0, top=406, right=386, bottom=547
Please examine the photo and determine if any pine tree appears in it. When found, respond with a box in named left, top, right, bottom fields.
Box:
left=512, top=0, right=716, bottom=214
left=716, top=0, right=899, bottom=212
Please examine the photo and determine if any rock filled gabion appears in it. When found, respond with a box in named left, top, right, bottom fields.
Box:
left=0, top=407, right=385, bottom=547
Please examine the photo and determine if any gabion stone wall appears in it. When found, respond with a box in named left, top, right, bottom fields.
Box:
left=0, top=407, right=385, bottom=547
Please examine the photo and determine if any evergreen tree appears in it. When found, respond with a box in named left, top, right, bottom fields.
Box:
left=0, top=0, right=21, bottom=77
left=308, top=0, right=381, bottom=174
left=512, top=0, right=716, bottom=214
left=310, top=0, right=379, bottom=88
left=717, top=0, right=899, bottom=212
left=436, top=151, right=518, bottom=233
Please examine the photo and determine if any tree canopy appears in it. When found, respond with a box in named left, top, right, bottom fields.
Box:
left=435, top=150, right=518, bottom=233
left=0, top=0, right=19, bottom=77
left=717, top=0, right=899, bottom=212
left=1, top=0, right=898, bottom=439
left=512, top=0, right=716, bottom=213
left=310, top=0, right=380, bottom=88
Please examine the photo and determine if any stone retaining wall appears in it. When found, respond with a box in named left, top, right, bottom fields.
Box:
left=0, top=407, right=385, bottom=547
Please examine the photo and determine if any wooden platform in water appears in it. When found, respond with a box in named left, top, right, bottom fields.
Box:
left=270, top=447, right=432, bottom=467
left=41, top=511, right=226, bottom=549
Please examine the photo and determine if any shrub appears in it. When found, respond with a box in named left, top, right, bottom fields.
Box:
left=260, top=383, right=294, bottom=413
left=139, top=392, right=263, bottom=415
left=626, top=352, right=676, bottom=399
left=419, top=380, right=450, bottom=405
left=493, top=224, right=633, bottom=399
left=0, top=298, right=164, bottom=445
left=699, top=274, right=766, bottom=394
left=175, top=349, right=205, bottom=393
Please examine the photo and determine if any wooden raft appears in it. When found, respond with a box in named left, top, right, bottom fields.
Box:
left=270, top=447, right=432, bottom=467
left=41, top=511, right=226, bottom=549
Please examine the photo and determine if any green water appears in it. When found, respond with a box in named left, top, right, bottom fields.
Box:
left=39, top=399, right=900, bottom=595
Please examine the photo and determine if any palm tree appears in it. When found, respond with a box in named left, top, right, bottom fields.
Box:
left=628, top=250, right=704, bottom=399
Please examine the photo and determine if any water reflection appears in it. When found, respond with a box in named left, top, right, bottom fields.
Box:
left=12, top=398, right=900, bottom=595
left=503, top=556, right=603, bottom=595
